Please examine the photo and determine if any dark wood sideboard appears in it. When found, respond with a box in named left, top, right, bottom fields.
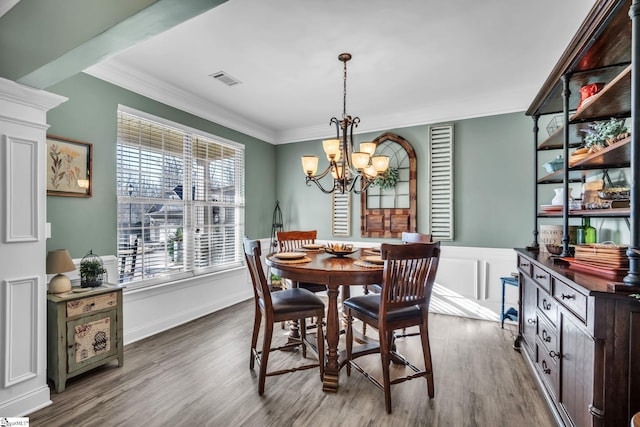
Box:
left=515, top=249, right=640, bottom=426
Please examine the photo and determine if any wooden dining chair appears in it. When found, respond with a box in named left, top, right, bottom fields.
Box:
left=243, top=238, right=325, bottom=395
left=276, top=230, right=327, bottom=293
left=345, top=241, right=441, bottom=414
left=362, top=231, right=434, bottom=336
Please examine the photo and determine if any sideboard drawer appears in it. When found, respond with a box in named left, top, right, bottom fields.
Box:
left=67, top=292, right=118, bottom=317
left=536, top=314, right=557, bottom=356
left=532, top=265, right=551, bottom=293
left=553, top=278, right=587, bottom=323
left=537, top=345, right=559, bottom=400
left=537, top=287, right=557, bottom=326
left=518, top=255, right=532, bottom=277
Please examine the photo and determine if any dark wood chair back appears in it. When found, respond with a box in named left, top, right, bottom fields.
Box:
left=243, top=238, right=271, bottom=307
left=401, top=231, right=433, bottom=243
left=276, top=230, right=317, bottom=252
left=275, top=230, right=326, bottom=294
left=379, top=242, right=441, bottom=315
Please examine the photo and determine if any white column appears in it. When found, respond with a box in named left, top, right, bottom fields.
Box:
left=0, top=77, right=66, bottom=416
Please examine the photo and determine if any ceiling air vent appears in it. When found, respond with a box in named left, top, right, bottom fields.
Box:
left=209, top=71, right=241, bottom=86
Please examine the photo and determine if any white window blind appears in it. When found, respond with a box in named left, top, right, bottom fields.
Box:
left=116, top=107, right=245, bottom=286
left=429, top=124, right=454, bottom=241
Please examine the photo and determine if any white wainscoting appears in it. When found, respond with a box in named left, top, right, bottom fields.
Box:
left=432, top=246, right=518, bottom=322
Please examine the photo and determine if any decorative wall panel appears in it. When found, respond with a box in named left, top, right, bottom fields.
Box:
left=2, top=277, right=38, bottom=387
left=3, top=136, right=38, bottom=242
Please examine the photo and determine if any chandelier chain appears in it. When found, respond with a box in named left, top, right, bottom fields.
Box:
left=343, top=58, right=348, bottom=119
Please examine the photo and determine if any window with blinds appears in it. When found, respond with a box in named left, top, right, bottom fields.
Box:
left=116, top=106, right=245, bottom=286
left=429, top=124, right=454, bottom=241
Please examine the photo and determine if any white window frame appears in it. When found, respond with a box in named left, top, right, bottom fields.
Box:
left=116, top=105, right=245, bottom=288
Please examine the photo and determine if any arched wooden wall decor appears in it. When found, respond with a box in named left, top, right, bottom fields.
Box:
left=360, top=132, right=417, bottom=238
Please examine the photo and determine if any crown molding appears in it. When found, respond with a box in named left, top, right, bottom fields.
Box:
left=275, top=91, right=530, bottom=144
left=84, top=60, right=277, bottom=143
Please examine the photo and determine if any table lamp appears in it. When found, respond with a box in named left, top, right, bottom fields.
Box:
left=46, top=249, right=76, bottom=293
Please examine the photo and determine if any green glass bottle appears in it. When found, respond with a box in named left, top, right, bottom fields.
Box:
left=583, top=217, right=596, bottom=244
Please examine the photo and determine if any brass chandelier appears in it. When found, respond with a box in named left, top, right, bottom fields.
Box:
left=301, top=53, right=389, bottom=194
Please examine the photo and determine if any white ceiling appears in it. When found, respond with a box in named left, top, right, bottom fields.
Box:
left=85, top=0, right=596, bottom=144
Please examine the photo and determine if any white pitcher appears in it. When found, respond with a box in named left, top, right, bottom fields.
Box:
left=551, top=187, right=573, bottom=206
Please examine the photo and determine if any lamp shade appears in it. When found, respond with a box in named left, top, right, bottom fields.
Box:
left=364, top=165, right=378, bottom=179
left=372, top=155, right=390, bottom=173
left=301, top=155, right=319, bottom=176
left=46, top=249, right=76, bottom=294
left=351, top=151, right=370, bottom=170
left=359, top=142, right=376, bottom=156
left=46, top=249, right=75, bottom=274
left=322, top=139, right=340, bottom=159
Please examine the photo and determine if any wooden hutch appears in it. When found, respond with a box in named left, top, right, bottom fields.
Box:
left=516, top=0, right=640, bottom=426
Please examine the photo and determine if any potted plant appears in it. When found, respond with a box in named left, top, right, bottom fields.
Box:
left=582, top=118, right=629, bottom=152
left=80, top=254, right=107, bottom=288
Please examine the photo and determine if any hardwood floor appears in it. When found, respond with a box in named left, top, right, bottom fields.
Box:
left=29, top=299, right=555, bottom=427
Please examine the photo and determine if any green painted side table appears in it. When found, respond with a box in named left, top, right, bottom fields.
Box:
left=47, top=284, right=124, bottom=392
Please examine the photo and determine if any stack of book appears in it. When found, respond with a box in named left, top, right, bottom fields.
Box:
left=567, top=244, right=629, bottom=278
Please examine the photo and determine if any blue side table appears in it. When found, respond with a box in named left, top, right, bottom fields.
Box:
left=500, top=276, right=519, bottom=328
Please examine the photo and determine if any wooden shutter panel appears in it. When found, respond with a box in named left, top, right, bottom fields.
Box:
left=429, top=124, right=454, bottom=241
left=332, top=191, right=350, bottom=236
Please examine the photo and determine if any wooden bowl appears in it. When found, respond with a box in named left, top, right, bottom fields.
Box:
left=546, top=244, right=563, bottom=255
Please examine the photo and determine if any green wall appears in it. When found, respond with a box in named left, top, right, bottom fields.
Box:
left=46, top=73, right=275, bottom=258
left=275, top=112, right=535, bottom=248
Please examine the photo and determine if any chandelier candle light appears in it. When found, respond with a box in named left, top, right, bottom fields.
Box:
left=301, top=53, right=389, bottom=194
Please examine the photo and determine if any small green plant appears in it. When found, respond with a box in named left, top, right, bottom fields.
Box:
left=372, top=167, right=399, bottom=190
left=80, top=259, right=106, bottom=286
left=582, top=118, right=628, bottom=151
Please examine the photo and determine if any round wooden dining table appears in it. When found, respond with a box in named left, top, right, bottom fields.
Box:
left=266, top=248, right=383, bottom=392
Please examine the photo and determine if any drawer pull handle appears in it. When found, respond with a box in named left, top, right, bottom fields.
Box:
left=561, top=293, right=575, bottom=300
left=542, top=330, right=551, bottom=342
left=535, top=274, right=546, bottom=279
left=521, top=263, right=530, bottom=267
left=541, top=360, right=551, bottom=375
left=527, top=318, right=537, bottom=325
left=549, top=350, right=561, bottom=360
left=542, top=299, right=551, bottom=310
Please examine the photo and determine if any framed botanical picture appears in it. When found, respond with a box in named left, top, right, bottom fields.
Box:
left=46, top=135, right=92, bottom=197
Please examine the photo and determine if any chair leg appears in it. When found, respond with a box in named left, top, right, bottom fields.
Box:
left=300, top=318, right=307, bottom=358
left=250, top=308, right=261, bottom=370
left=420, top=317, right=435, bottom=398
left=380, top=328, right=393, bottom=414
left=361, top=286, right=368, bottom=336
left=258, top=320, right=273, bottom=396
left=317, top=316, right=325, bottom=379
left=345, top=308, right=353, bottom=376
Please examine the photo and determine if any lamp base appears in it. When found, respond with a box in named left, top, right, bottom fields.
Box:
left=48, top=274, right=72, bottom=294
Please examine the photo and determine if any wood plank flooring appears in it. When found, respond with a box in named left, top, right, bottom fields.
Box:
left=29, top=299, right=555, bottom=427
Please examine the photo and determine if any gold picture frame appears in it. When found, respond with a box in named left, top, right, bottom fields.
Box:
left=46, top=135, right=92, bottom=197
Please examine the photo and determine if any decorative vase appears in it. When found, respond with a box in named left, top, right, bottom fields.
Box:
left=551, top=188, right=573, bottom=206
